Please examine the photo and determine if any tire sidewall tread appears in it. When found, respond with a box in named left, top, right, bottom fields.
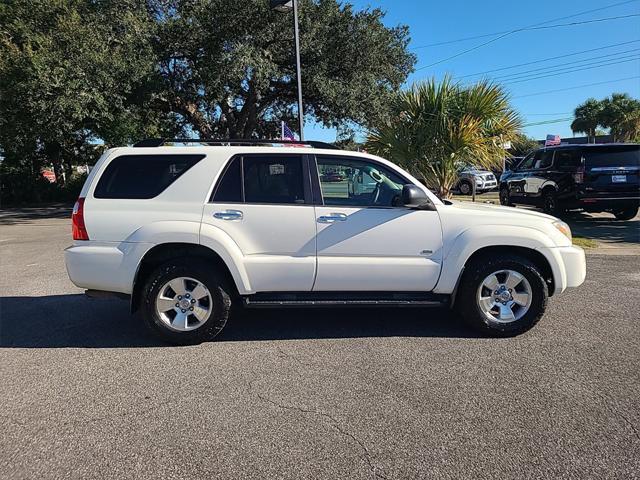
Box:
left=141, top=259, right=232, bottom=345
left=455, top=254, right=548, bottom=337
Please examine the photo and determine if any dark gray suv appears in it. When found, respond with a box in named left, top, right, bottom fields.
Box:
left=499, top=143, right=639, bottom=220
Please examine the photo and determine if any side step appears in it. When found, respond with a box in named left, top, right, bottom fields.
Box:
left=242, top=292, right=449, bottom=308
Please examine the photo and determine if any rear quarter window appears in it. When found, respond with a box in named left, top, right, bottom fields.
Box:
left=94, top=154, right=205, bottom=199
left=584, top=145, right=640, bottom=168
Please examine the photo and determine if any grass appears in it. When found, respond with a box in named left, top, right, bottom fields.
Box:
left=572, top=236, right=598, bottom=249
left=451, top=191, right=499, bottom=203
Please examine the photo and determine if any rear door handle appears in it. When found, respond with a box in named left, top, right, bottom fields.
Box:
left=318, top=213, right=347, bottom=223
left=213, top=209, right=243, bottom=220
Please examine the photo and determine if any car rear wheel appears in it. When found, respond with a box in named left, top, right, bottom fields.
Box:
left=455, top=254, right=548, bottom=337
left=542, top=190, right=563, bottom=215
left=613, top=206, right=638, bottom=221
left=141, top=259, right=232, bottom=345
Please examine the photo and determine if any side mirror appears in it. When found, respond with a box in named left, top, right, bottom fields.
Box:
left=401, top=184, right=434, bottom=209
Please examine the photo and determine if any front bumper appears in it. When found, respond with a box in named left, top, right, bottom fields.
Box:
left=538, top=245, right=586, bottom=295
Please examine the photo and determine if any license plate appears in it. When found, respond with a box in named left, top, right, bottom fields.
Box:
left=612, top=175, right=627, bottom=183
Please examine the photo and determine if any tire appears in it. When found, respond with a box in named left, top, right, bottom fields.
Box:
left=455, top=254, right=548, bottom=337
left=141, top=259, right=232, bottom=345
left=613, top=206, right=638, bottom=221
left=542, top=189, right=563, bottom=216
left=499, top=188, right=513, bottom=206
left=458, top=180, right=473, bottom=195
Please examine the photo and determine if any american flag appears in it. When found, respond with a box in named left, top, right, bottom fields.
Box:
left=281, top=121, right=296, bottom=141
left=545, top=134, right=561, bottom=146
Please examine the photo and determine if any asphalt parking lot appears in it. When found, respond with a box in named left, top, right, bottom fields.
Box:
left=1, top=210, right=639, bottom=479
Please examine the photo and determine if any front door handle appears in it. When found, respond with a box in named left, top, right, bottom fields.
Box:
left=318, top=213, right=347, bottom=223
left=213, top=209, right=243, bottom=221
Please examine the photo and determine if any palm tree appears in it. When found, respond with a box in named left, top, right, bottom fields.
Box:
left=570, top=98, right=603, bottom=143
left=365, top=77, right=522, bottom=198
left=599, top=93, right=640, bottom=142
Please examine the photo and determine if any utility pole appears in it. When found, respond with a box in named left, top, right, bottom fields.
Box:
left=270, top=0, right=304, bottom=140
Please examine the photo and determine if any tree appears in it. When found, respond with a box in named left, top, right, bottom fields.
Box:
left=149, top=0, right=415, bottom=139
left=365, top=77, right=522, bottom=198
left=0, top=0, right=414, bottom=198
left=510, top=134, right=539, bottom=156
left=570, top=98, right=602, bottom=143
left=599, top=93, right=640, bottom=142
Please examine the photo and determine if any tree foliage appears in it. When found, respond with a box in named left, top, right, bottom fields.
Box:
left=0, top=0, right=414, bottom=202
left=509, top=134, right=539, bottom=156
left=365, top=77, right=522, bottom=198
left=570, top=98, right=603, bottom=142
left=571, top=93, right=640, bottom=142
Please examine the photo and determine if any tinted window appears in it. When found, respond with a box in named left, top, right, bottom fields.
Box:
left=243, top=155, right=305, bottom=204
left=534, top=151, right=553, bottom=169
left=317, top=157, right=406, bottom=207
left=584, top=145, right=640, bottom=168
left=212, top=157, right=242, bottom=202
left=94, top=154, right=204, bottom=199
left=554, top=150, right=581, bottom=169
left=518, top=152, right=536, bottom=170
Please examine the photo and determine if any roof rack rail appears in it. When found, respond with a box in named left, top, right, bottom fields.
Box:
left=133, top=138, right=339, bottom=150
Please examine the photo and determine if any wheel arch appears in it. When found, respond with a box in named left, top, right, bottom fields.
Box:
left=436, top=225, right=561, bottom=300
left=131, top=243, right=240, bottom=313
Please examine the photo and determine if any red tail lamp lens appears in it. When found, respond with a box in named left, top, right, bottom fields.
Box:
left=72, top=198, right=89, bottom=240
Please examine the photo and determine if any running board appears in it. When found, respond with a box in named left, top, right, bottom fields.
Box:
left=242, top=292, right=449, bottom=308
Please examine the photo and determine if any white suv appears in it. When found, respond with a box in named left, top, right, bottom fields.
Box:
left=65, top=139, right=586, bottom=344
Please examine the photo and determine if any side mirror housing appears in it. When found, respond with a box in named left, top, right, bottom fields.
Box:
left=401, top=184, right=434, bottom=210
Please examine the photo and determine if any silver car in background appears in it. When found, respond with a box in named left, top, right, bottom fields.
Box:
left=456, top=167, right=498, bottom=195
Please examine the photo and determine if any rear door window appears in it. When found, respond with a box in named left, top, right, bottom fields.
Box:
left=554, top=150, right=581, bottom=169
left=243, top=155, right=305, bottom=204
left=583, top=145, right=640, bottom=168
left=212, top=154, right=307, bottom=204
left=94, top=154, right=204, bottom=199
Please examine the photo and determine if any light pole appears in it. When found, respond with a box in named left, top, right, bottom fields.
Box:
left=270, top=0, right=304, bottom=140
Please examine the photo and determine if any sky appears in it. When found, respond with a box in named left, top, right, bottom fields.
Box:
left=304, top=0, right=640, bottom=143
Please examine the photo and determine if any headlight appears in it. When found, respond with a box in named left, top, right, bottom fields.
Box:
left=553, top=220, right=572, bottom=241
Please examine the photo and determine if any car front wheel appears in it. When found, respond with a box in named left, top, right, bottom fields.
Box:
left=499, top=188, right=513, bottom=206
left=455, top=254, right=548, bottom=336
left=458, top=180, right=473, bottom=195
left=141, top=259, right=232, bottom=345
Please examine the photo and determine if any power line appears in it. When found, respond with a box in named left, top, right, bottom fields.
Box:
left=413, top=14, right=640, bottom=50
left=522, top=117, right=574, bottom=127
left=503, top=56, right=640, bottom=85
left=415, top=0, right=640, bottom=71
left=456, top=40, right=640, bottom=79
left=490, top=49, right=640, bottom=82
left=512, top=76, right=640, bottom=99
left=525, top=112, right=573, bottom=116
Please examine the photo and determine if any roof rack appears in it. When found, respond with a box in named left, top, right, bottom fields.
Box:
left=133, top=138, right=339, bottom=150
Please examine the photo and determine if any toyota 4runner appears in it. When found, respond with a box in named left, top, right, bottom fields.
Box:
left=65, top=139, right=586, bottom=344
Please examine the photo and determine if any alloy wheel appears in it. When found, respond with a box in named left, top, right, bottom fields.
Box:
left=155, top=276, right=213, bottom=331
left=476, top=269, right=532, bottom=323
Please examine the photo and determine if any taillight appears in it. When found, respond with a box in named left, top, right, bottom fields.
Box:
left=72, top=198, right=89, bottom=240
left=572, top=166, right=585, bottom=184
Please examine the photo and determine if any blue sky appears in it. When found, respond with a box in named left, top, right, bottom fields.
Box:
left=305, top=0, right=640, bottom=143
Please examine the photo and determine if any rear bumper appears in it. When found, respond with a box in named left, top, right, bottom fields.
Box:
left=65, top=241, right=152, bottom=294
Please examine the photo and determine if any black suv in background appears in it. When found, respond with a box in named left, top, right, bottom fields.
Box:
left=499, top=143, right=640, bottom=220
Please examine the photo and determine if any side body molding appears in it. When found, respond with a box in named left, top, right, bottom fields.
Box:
left=434, top=224, right=566, bottom=295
